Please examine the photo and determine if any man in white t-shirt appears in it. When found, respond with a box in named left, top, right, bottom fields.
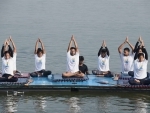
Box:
left=30, top=38, right=51, bottom=77
left=62, top=35, right=84, bottom=78
left=92, top=40, right=113, bottom=77
left=118, top=37, right=134, bottom=75
left=0, top=40, right=18, bottom=82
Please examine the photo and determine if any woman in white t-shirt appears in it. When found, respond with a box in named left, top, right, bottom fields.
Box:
left=62, top=35, right=84, bottom=78
left=128, top=40, right=150, bottom=85
left=7, top=36, right=21, bottom=75
left=30, top=38, right=51, bottom=77
left=118, top=37, right=134, bottom=75
left=0, top=40, right=18, bottom=82
left=92, top=40, right=113, bottom=77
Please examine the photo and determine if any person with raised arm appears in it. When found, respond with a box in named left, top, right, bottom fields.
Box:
left=118, top=37, right=134, bottom=75
left=62, top=35, right=84, bottom=78
left=92, top=40, right=113, bottom=77
left=7, top=36, right=21, bottom=75
left=0, top=40, right=18, bottom=82
left=128, top=40, right=150, bottom=85
left=30, top=38, right=51, bottom=77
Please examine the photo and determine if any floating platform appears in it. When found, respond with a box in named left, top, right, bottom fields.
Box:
left=0, top=73, right=150, bottom=92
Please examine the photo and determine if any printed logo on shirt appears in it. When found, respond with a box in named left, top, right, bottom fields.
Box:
left=124, top=58, right=129, bottom=64
left=138, top=65, right=143, bottom=71
left=72, top=58, right=75, bottom=63
left=38, top=59, right=42, bottom=63
left=101, top=60, right=105, bottom=66
left=5, top=62, right=9, bottom=68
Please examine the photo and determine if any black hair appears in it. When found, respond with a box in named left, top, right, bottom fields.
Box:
left=138, top=53, right=144, bottom=59
left=79, top=56, right=84, bottom=61
left=37, top=48, right=43, bottom=54
left=124, top=47, right=130, bottom=52
left=70, top=47, right=76, bottom=51
left=101, top=49, right=107, bottom=53
left=4, top=51, right=10, bottom=55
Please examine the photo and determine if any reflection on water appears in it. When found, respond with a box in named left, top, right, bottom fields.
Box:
left=97, top=97, right=109, bottom=113
left=0, top=92, right=150, bottom=113
left=1, top=96, right=19, bottom=113
left=34, top=96, right=47, bottom=113
left=133, top=99, right=148, bottom=113
left=68, top=97, right=81, bottom=113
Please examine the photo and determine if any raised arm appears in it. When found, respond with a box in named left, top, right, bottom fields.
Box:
left=143, top=47, right=148, bottom=60
left=118, top=42, right=126, bottom=54
left=134, top=48, right=139, bottom=60
left=141, top=40, right=148, bottom=60
left=1, top=40, right=7, bottom=58
left=67, top=36, right=73, bottom=52
left=105, top=47, right=109, bottom=56
left=9, top=36, right=16, bottom=53
left=133, top=37, right=142, bottom=53
left=126, top=39, right=134, bottom=53
left=104, top=40, right=109, bottom=56
left=72, top=35, right=79, bottom=53
left=34, top=39, right=39, bottom=54
left=1, top=45, right=4, bottom=58
left=4, top=40, right=13, bottom=57
left=133, top=41, right=139, bottom=53
left=98, top=41, right=104, bottom=56
left=39, top=39, right=46, bottom=54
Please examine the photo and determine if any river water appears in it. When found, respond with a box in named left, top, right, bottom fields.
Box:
left=0, top=0, right=150, bottom=113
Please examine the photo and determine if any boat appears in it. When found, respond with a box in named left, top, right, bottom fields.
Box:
left=0, top=73, right=150, bottom=92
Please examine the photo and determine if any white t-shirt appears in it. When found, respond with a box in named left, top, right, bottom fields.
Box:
left=98, top=55, right=110, bottom=71
left=66, top=51, right=79, bottom=73
left=13, top=53, right=17, bottom=71
left=35, top=54, right=46, bottom=71
left=134, top=59, right=148, bottom=79
left=2, top=57, right=14, bottom=75
left=119, top=53, right=134, bottom=74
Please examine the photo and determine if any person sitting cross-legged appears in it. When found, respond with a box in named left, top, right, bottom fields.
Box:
left=0, top=40, right=18, bottom=82
left=92, top=40, right=114, bottom=77
left=118, top=37, right=134, bottom=75
left=30, top=38, right=51, bottom=77
left=128, top=40, right=150, bottom=85
left=62, top=35, right=84, bottom=78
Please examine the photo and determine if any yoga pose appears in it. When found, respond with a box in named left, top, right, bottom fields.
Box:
left=62, top=35, right=84, bottom=77
left=92, top=40, right=113, bottom=77
left=7, top=36, right=21, bottom=75
left=118, top=37, right=134, bottom=74
left=0, top=40, right=18, bottom=82
left=79, top=56, right=89, bottom=75
left=128, top=40, right=150, bottom=85
left=30, top=38, right=51, bottom=77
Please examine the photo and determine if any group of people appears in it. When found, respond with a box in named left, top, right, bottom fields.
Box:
left=92, top=36, right=150, bottom=85
left=0, top=35, right=149, bottom=86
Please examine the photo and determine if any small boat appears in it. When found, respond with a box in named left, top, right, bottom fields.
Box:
left=0, top=73, right=150, bottom=92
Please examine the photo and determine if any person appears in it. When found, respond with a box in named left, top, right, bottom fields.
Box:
left=118, top=37, right=134, bottom=75
left=92, top=40, right=113, bottom=77
left=79, top=56, right=89, bottom=75
left=30, top=38, right=51, bottom=77
left=7, top=36, right=21, bottom=75
left=0, top=40, right=18, bottom=82
left=62, top=35, right=84, bottom=78
left=128, top=40, right=150, bottom=85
